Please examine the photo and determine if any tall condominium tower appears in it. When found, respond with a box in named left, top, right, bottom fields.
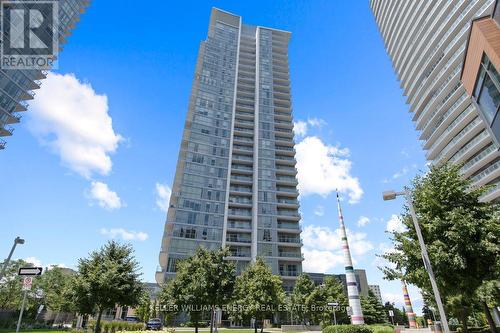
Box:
left=156, top=8, right=302, bottom=291
left=0, top=0, right=91, bottom=149
left=370, top=0, right=500, bottom=202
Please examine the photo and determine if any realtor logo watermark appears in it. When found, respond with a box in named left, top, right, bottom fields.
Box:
left=1, top=0, right=58, bottom=69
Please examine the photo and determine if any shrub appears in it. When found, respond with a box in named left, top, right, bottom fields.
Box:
left=323, top=324, right=374, bottom=333
left=369, top=325, right=394, bottom=333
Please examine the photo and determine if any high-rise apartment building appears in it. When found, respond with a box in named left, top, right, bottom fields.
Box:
left=369, top=284, right=383, bottom=304
left=370, top=0, right=500, bottom=202
left=306, top=269, right=371, bottom=297
left=156, top=8, right=302, bottom=291
left=0, top=0, right=91, bottom=149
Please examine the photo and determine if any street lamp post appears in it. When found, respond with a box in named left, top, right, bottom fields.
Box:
left=0, top=236, right=25, bottom=280
left=383, top=189, right=450, bottom=333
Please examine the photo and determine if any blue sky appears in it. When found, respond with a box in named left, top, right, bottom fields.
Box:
left=1, top=0, right=428, bottom=313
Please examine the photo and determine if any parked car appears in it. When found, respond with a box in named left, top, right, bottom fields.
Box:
left=146, top=318, right=162, bottom=330
left=125, top=316, right=140, bottom=322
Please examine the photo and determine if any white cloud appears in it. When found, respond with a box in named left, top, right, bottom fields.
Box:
left=295, top=136, right=363, bottom=203
left=382, top=292, right=402, bottom=305
left=392, top=166, right=410, bottom=180
left=28, top=72, right=122, bottom=179
left=383, top=164, right=419, bottom=183
left=313, top=205, right=325, bottom=216
left=302, top=248, right=344, bottom=273
left=293, top=118, right=327, bottom=138
left=100, top=228, right=148, bottom=241
left=88, top=181, right=122, bottom=210
left=386, top=214, right=406, bottom=233
left=307, top=117, right=327, bottom=128
left=357, top=216, right=370, bottom=227
left=293, top=120, right=308, bottom=137
left=155, top=183, right=172, bottom=212
left=301, top=224, right=374, bottom=273
left=24, top=257, right=42, bottom=267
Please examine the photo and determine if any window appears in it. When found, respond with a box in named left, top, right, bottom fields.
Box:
left=473, top=53, right=500, bottom=142
left=263, top=229, right=272, bottom=241
left=185, top=228, right=196, bottom=239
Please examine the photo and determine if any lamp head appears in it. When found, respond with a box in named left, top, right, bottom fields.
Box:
left=14, top=237, right=25, bottom=245
left=382, top=190, right=397, bottom=201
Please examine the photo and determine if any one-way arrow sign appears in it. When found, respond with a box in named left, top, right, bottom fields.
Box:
left=18, top=267, right=42, bottom=276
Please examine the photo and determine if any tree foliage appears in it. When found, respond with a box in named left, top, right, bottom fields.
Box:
left=134, top=291, right=152, bottom=322
left=40, top=266, right=75, bottom=313
left=360, top=291, right=387, bottom=324
left=71, top=241, right=143, bottom=333
left=0, top=259, right=47, bottom=318
left=160, top=247, right=236, bottom=333
left=305, top=276, right=349, bottom=325
left=229, top=257, right=285, bottom=333
left=384, top=302, right=408, bottom=326
left=290, top=274, right=316, bottom=324
left=380, top=164, right=500, bottom=332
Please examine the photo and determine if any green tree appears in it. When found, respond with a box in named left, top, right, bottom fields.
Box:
left=0, top=259, right=29, bottom=310
left=39, top=266, right=75, bottom=322
left=134, top=291, right=151, bottom=322
left=0, top=259, right=46, bottom=318
left=161, top=247, right=236, bottom=333
left=360, top=291, right=387, bottom=324
left=158, top=279, right=178, bottom=326
left=477, top=276, right=500, bottom=331
left=381, top=164, right=500, bottom=333
left=384, top=302, right=408, bottom=326
left=304, top=276, right=349, bottom=325
left=290, top=274, right=316, bottom=324
left=71, top=241, right=143, bottom=333
left=230, top=258, right=285, bottom=333
left=421, top=301, right=433, bottom=327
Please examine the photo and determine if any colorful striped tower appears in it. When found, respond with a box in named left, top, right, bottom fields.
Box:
left=402, top=281, right=417, bottom=328
left=336, top=192, right=364, bottom=325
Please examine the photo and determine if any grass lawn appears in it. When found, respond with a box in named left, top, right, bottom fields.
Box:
left=0, top=328, right=276, bottom=333
left=0, top=331, right=67, bottom=333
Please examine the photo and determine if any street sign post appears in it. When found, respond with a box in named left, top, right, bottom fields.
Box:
left=388, top=310, right=395, bottom=325
left=18, top=267, right=42, bottom=276
left=17, top=267, right=42, bottom=333
left=16, top=288, right=28, bottom=333
left=327, top=301, right=339, bottom=333
left=22, top=277, right=32, bottom=291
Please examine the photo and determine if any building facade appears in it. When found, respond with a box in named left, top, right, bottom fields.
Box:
left=370, top=0, right=500, bottom=202
left=305, top=269, right=370, bottom=297
left=369, top=284, right=383, bottom=304
left=156, top=8, right=302, bottom=292
left=461, top=3, right=500, bottom=144
left=0, top=0, right=91, bottom=149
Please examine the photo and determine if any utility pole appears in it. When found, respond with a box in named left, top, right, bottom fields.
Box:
left=16, top=290, right=28, bottom=333
left=383, top=190, right=450, bottom=333
left=0, top=237, right=25, bottom=280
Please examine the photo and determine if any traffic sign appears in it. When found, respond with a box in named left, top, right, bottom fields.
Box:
left=18, top=267, right=42, bottom=276
left=388, top=310, right=394, bottom=317
left=22, top=277, right=32, bottom=291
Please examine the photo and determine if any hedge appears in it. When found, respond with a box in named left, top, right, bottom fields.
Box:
left=369, top=325, right=394, bottom=333
left=323, top=324, right=374, bottom=333
left=87, top=320, right=145, bottom=332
